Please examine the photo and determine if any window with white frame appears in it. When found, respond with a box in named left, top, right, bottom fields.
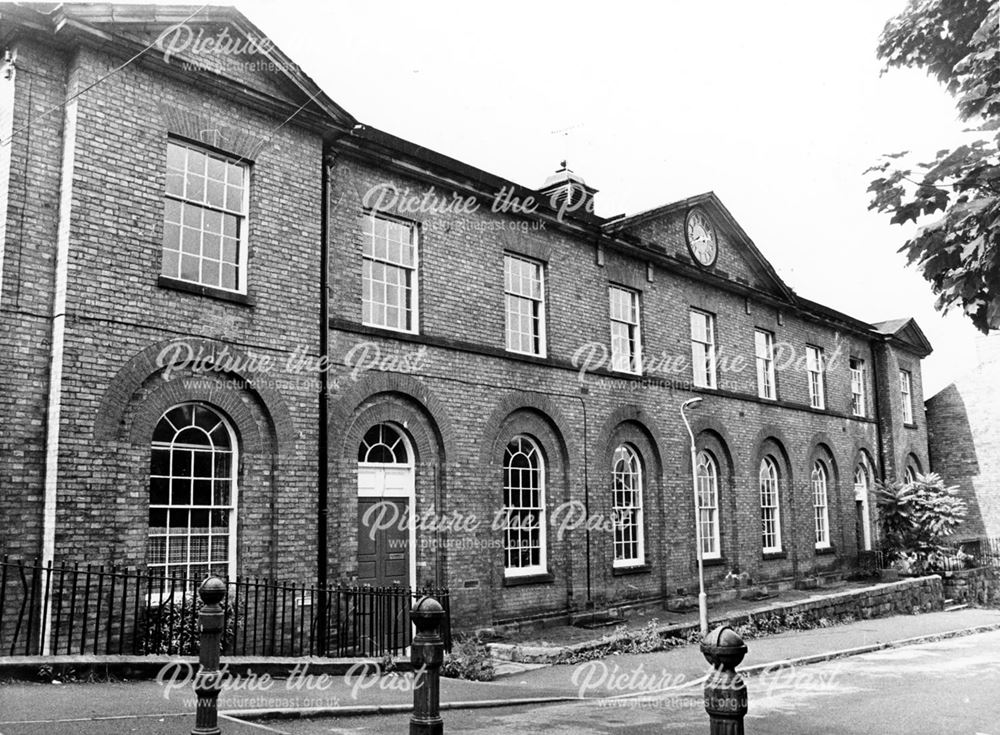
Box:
left=149, top=403, right=236, bottom=580
left=850, top=358, right=867, bottom=417
left=612, top=445, right=644, bottom=566
left=806, top=345, right=825, bottom=409
left=759, top=457, right=782, bottom=552
left=609, top=286, right=641, bottom=374
left=163, top=141, right=248, bottom=292
left=900, top=369, right=914, bottom=424
left=696, top=450, right=720, bottom=558
left=904, top=465, right=918, bottom=485
left=690, top=310, right=717, bottom=388
left=361, top=214, right=418, bottom=332
left=503, top=436, right=546, bottom=576
left=811, top=460, right=831, bottom=548
left=504, top=254, right=546, bottom=356
left=755, top=330, right=776, bottom=400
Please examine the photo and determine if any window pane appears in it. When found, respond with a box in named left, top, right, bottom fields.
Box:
left=162, top=142, right=247, bottom=292
left=149, top=404, right=236, bottom=578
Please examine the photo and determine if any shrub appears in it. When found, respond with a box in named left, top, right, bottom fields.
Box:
left=440, top=635, right=495, bottom=681
left=138, top=592, right=238, bottom=655
left=874, top=472, right=967, bottom=574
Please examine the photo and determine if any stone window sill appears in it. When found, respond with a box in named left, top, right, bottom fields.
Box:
left=502, top=572, right=554, bottom=587
left=158, top=275, right=254, bottom=306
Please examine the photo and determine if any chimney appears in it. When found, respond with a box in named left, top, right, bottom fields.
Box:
left=538, top=161, right=597, bottom=215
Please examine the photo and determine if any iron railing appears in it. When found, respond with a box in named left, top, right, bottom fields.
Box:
left=865, top=537, right=1000, bottom=573
left=946, top=536, right=1000, bottom=569
left=0, top=557, right=451, bottom=658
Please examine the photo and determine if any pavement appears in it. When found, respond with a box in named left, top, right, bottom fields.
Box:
left=0, top=607, right=998, bottom=734
left=281, top=629, right=1000, bottom=734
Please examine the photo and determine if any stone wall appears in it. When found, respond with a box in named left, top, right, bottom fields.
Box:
left=942, top=567, right=1000, bottom=607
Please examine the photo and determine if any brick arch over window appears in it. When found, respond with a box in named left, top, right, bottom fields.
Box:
left=93, top=338, right=295, bottom=456
left=686, top=424, right=736, bottom=563
left=488, top=407, right=571, bottom=598
left=593, top=405, right=666, bottom=474
left=109, top=370, right=283, bottom=579
left=748, top=425, right=794, bottom=483
left=480, top=392, right=575, bottom=468
left=850, top=445, right=879, bottom=482
left=686, top=418, right=736, bottom=480
left=329, top=381, right=453, bottom=589
left=128, top=380, right=266, bottom=455
left=337, top=392, right=447, bottom=469
left=805, top=435, right=841, bottom=487
left=904, top=452, right=923, bottom=476
left=597, top=417, right=663, bottom=576
left=329, top=372, right=458, bottom=462
left=806, top=437, right=842, bottom=552
left=753, top=435, right=793, bottom=556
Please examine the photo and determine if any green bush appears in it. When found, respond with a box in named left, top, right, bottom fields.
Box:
left=138, top=592, right=238, bottom=655
left=440, top=635, right=495, bottom=681
left=874, top=472, right=968, bottom=574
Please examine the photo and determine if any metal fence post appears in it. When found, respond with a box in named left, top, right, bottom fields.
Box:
left=700, top=625, right=748, bottom=735
left=410, top=596, right=444, bottom=735
left=192, top=577, right=226, bottom=735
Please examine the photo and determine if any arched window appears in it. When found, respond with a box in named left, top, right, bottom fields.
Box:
left=358, top=423, right=410, bottom=464
left=811, top=460, right=831, bottom=549
left=612, top=445, right=644, bottom=567
left=904, top=466, right=917, bottom=485
left=503, top=436, right=546, bottom=576
left=696, top=450, right=720, bottom=559
left=149, top=403, right=236, bottom=580
left=759, top=458, right=781, bottom=552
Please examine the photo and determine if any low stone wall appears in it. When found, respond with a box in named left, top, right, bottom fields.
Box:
left=942, top=567, right=1000, bottom=606
left=733, top=575, right=944, bottom=625
left=489, top=576, right=945, bottom=663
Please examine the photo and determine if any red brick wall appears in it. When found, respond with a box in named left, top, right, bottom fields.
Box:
left=324, top=153, right=913, bottom=627
left=926, top=333, right=1000, bottom=539
left=0, top=39, right=324, bottom=586
left=0, top=39, right=68, bottom=561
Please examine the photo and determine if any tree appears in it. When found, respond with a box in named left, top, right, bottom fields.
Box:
left=874, top=472, right=967, bottom=574
left=866, top=0, right=1000, bottom=333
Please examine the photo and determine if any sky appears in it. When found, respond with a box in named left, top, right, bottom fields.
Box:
left=219, top=0, right=982, bottom=394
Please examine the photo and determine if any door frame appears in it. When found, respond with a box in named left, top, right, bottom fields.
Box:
left=853, top=461, right=873, bottom=552
left=357, top=433, right=416, bottom=590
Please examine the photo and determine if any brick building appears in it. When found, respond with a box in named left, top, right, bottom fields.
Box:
left=0, top=4, right=934, bottom=630
left=926, top=332, right=1000, bottom=539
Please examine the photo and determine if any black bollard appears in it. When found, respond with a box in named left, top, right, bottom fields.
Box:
left=192, top=577, right=227, bottom=735
left=700, top=625, right=748, bottom=735
left=410, top=596, right=445, bottom=735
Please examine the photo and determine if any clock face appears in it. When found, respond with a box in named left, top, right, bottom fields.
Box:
left=686, top=208, right=718, bottom=267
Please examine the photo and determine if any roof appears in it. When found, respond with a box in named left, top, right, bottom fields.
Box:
left=871, top=317, right=934, bottom=357
left=1, top=3, right=934, bottom=356
left=0, top=2, right=356, bottom=130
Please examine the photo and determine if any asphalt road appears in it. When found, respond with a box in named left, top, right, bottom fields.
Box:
left=247, top=629, right=1000, bottom=734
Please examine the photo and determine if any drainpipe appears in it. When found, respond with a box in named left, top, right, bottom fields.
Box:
left=316, top=147, right=332, bottom=652
left=577, top=393, right=592, bottom=608
left=871, top=340, right=888, bottom=480
left=40, top=94, right=79, bottom=654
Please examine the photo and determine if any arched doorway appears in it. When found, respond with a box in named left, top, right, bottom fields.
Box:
left=853, top=456, right=874, bottom=552
left=356, top=423, right=415, bottom=588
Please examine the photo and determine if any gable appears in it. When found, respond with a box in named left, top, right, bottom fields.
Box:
left=119, top=20, right=301, bottom=102
left=9, top=4, right=354, bottom=129
left=604, top=193, right=796, bottom=302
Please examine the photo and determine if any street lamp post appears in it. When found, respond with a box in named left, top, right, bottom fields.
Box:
left=680, top=397, right=708, bottom=636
